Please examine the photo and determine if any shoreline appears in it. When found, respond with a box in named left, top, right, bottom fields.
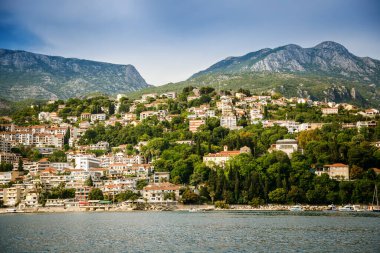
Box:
left=1, top=204, right=377, bottom=214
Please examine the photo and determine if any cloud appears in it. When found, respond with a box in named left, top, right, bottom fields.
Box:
left=0, top=0, right=379, bottom=85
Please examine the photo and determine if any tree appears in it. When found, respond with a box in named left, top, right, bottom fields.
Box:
left=181, top=188, right=200, bottom=204
left=287, top=186, right=305, bottom=204
left=64, top=128, right=70, bottom=145
left=0, top=162, right=13, bottom=172
left=136, top=179, right=148, bottom=190
left=89, top=188, right=104, bottom=200
left=18, top=158, right=24, bottom=171
left=268, top=188, right=287, bottom=204
left=85, top=176, right=94, bottom=186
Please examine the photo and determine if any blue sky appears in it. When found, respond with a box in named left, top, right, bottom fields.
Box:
left=0, top=0, right=379, bottom=85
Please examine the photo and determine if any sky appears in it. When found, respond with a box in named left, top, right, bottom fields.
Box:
left=0, top=0, right=379, bottom=85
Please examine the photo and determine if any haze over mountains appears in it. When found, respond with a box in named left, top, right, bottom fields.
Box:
left=0, top=49, right=150, bottom=101
left=1, top=41, right=379, bottom=107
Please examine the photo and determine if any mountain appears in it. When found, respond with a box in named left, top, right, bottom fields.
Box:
left=0, top=49, right=150, bottom=101
left=192, top=41, right=380, bottom=83
left=180, top=41, right=376, bottom=107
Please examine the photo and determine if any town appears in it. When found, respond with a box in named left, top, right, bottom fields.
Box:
left=0, top=87, right=379, bottom=212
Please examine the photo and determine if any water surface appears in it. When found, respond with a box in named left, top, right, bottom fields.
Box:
left=0, top=211, right=379, bottom=252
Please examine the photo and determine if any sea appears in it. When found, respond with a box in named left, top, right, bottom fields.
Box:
left=0, top=211, right=379, bottom=252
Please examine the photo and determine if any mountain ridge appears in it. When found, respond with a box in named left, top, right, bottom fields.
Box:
left=0, top=49, right=150, bottom=101
left=191, top=41, right=380, bottom=85
left=128, top=41, right=379, bottom=107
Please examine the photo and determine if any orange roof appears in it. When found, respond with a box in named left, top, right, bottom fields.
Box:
left=325, top=163, right=348, bottom=167
left=143, top=182, right=180, bottom=191
left=204, top=151, right=241, bottom=157
left=41, top=167, right=57, bottom=174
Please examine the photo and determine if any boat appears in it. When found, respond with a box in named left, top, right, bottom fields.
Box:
left=189, top=208, right=205, bottom=213
left=6, top=208, right=17, bottom=213
left=338, top=205, right=355, bottom=212
left=289, top=205, right=304, bottom=212
left=371, top=185, right=380, bottom=212
left=325, top=204, right=337, bottom=211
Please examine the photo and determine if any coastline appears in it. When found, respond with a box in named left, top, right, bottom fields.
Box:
left=0, top=204, right=374, bottom=214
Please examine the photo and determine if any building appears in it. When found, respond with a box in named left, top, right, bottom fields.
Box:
left=153, top=172, right=170, bottom=183
left=142, top=182, right=181, bottom=203
left=91, top=114, right=106, bottom=122
left=80, top=113, right=92, bottom=121
left=161, top=92, right=177, bottom=99
left=0, top=171, right=22, bottom=185
left=0, top=137, right=12, bottom=153
left=24, top=190, right=39, bottom=207
left=220, top=115, right=239, bottom=130
left=89, top=141, right=110, bottom=151
left=3, top=186, right=24, bottom=206
left=74, top=156, right=101, bottom=171
left=75, top=186, right=92, bottom=202
left=189, top=120, right=206, bottom=133
left=321, top=107, right=339, bottom=115
left=0, top=152, right=21, bottom=164
left=316, top=163, right=350, bottom=180
left=271, top=139, right=298, bottom=158
left=141, top=93, right=158, bottom=102
left=203, top=146, right=251, bottom=167
left=140, top=111, right=156, bottom=120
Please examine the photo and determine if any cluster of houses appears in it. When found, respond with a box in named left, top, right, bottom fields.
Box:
left=0, top=88, right=379, bottom=208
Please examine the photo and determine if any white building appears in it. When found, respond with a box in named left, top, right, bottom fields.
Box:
left=74, top=155, right=101, bottom=171
left=91, top=113, right=106, bottom=122
left=220, top=115, right=239, bottom=130
left=315, top=163, right=350, bottom=180
left=142, top=182, right=181, bottom=203
left=271, top=139, right=298, bottom=158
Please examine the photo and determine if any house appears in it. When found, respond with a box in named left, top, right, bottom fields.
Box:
left=153, top=172, right=170, bottom=183
left=220, top=115, right=239, bottom=130
left=74, top=155, right=101, bottom=171
left=141, top=93, right=158, bottom=102
left=160, top=92, right=177, bottom=99
left=0, top=171, right=23, bottom=185
left=316, top=163, right=350, bottom=180
left=142, top=182, right=181, bottom=203
left=0, top=152, right=21, bottom=164
left=80, top=113, right=92, bottom=121
left=40, top=168, right=65, bottom=189
left=89, top=141, right=109, bottom=151
left=203, top=146, right=251, bottom=167
left=140, top=111, right=156, bottom=120
left=75, top=186, right=92, bottom=202
left=321, top=107, right=339, bottom=115
left=189, top=119, right=205, bottom=133
left=24, top=190, right=39, bottom=207
left=361, top=108, right=379, bottom=118
left=90, top=113, right=106, bottom=122
left=3, top=186, right=24, bottom=206
left=270, top=139, right=298, bottom=157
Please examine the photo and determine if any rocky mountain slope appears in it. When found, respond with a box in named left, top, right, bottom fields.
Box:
left=170, top=41, right=377, bottom=107
left=192, top=41, right=380, bottom=84
left=0, top=49, right=150, bottom=100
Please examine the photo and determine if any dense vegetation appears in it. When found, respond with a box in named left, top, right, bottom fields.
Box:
left=3, top=86, right=380, bottom=205
left=73, top=89, right=380, bottom=205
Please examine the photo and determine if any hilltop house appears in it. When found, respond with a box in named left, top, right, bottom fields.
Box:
left=203, top=146, right=251, bottom=168
left=315, top=163, right=350, bottom=180
left=269, top=139, right=299, bottom=158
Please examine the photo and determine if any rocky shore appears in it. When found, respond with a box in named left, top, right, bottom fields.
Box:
left=0, top=204, right=346, bottom=214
